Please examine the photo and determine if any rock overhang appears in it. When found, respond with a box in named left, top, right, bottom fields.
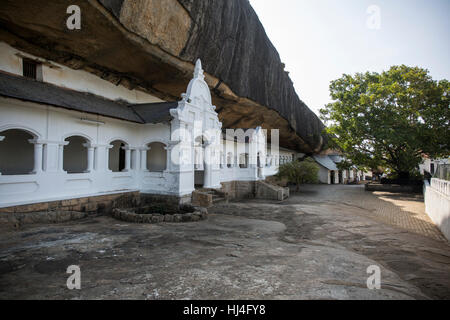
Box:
left=0, top=0, right=326, bottom=153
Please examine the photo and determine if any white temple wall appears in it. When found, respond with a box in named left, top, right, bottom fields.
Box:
left=0, top=98, right=176, bottom=206
left=0, top=42, right=163, bottom=104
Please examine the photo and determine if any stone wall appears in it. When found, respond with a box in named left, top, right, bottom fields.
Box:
left=220, top=180, right=288, bottom=201
left=0, top=191, right=140, bottom=214
left=255, top=181, right=289, bottom=201
left=365, top=183, right=422, bottom=193
left=221, top=181, right=256, bottom=200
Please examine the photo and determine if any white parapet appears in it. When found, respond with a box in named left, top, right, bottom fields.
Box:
left=431, top=178, right=450, bottom=197
left=424, top=179, right=450, bottom=241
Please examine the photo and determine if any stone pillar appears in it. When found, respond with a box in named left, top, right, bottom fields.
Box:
left=122, top=147, right=131, bottom=172
left=58, top=143, right=65, bottom=172
left=140, top=147, right=149, bottom=172
left=42, top=141, right=60, bottom=173
left=83, top=143, right=95, bottom=173
left=164, top=145, right=171, bottom=172
left=90, top=144, right=110, bottom=172
left=105, top=145, right=113, bottom=172
left=0, top=136, right=4, bottom=175
left=131, top=148, right=139, bottom=171
left=29, top=139, right=44, bottom=174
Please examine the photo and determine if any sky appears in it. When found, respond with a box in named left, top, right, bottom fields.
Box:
left=249, top=0, right=450, bottom=116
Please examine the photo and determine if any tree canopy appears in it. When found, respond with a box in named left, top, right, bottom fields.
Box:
left=320, top=65, right=449, bottom=178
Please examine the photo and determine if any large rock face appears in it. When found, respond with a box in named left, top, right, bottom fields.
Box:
left=0, top=0, right=325, bottom=153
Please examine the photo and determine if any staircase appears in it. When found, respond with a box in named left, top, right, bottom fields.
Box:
left=192, top=188, right=228, bottom=207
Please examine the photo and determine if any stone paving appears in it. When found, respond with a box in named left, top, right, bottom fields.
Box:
left=0, top=185, right=449, bottom=300
left=286, top=185, right=446, bottom=242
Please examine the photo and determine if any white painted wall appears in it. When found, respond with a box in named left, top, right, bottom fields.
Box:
left=318, top=166, right=331, bottom=184
left=0, top=97, right=177, bottom=206
left=0, top=46, right=294, bottom=207
left=424, top=179, right=450, bottom=241
left=0, top=42, right=163, bottom=104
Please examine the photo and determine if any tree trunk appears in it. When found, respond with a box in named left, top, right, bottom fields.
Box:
left=398, top=171, right=410, bottom=184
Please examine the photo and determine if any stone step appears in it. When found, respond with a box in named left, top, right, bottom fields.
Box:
left=212, top=197, right=227, bottom=204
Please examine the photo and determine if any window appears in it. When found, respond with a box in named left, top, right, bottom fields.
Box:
left=64, top=136, right=88, bottom=174
left=147, top=142, right=167, bottom=172
left=0, top=129, right=35, bottom=175
left=220, top=152, right=225, bottom=169
left=22, top=59, right=42, bottom=81
left=227, top=153, right=233, bottom=168
left=109, top=140, right=126, bottom=172
left=239, top=153, right=249, bottom=169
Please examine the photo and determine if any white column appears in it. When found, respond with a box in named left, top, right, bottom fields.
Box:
left=123, top=147, right=131, bottom=172
left=29, top=139, right=44, bottom=174
left=58, top=144, right=65, bottom=172
left=105, top=145, right=113, bottom=172
left=131, top=148, right=139, bottom=171
left=140, top=147, right=149, bottom=172
left=164, top=146, right=171, bottom=172
left=0, top=136, right=4, bottom=175
left=83, top=143, right=95, bottom=173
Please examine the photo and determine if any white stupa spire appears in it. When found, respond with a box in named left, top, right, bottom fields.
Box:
left=194, top=59, right=204, bottom=79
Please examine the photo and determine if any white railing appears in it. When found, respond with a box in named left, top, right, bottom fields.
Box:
left=431, top=178, right=450, bottom=197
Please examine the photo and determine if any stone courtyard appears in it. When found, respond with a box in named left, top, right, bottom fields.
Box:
left=0, top=185, right=449, bottom=300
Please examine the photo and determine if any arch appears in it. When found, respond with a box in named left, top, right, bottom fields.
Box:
left=227, top=152, right=234, bottom=168
left=147, top=142, right=167, bottom=172
left=109, top=140, right=128, bottom=172
left=0, top=129, right=35, bottom=175
left=0, top=125, right=40, bottom=139
left=64, top=135, right=89, bottom=174
left=62, top=132, right=92, bottom=144
left=108, top=137, right=131, bottom=146
left=142, top=138, right=168, bottom=148
left=194, top=135, right=212, bottom=147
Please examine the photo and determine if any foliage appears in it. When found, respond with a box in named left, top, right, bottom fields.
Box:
left=277, top=158, right=319, bottom=191
left=320, top=65, right=449, bottom=179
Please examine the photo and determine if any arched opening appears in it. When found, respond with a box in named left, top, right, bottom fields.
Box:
left=220, top=151, right=225, bottom=169
left=239, top=153, right=249, bottom=169
left=147, top=142, right=167, bottom=172
left=227, top=153, right=233, bottom=168
left=0, top=129, right=35, bottom=175
left=109, top=140, right=126, bottom=172
left=64, top=136, right=88, bottom=174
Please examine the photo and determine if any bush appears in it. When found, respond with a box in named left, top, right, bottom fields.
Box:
left=277, top=158, right=319, bottom=191
left=381, top=170, right=424, bottom=185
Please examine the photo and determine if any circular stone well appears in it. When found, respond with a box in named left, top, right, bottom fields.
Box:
left=112, top=204, right=208, bottom=224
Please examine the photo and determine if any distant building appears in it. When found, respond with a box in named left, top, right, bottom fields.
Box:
left=313, top=151, right=371, bottom=185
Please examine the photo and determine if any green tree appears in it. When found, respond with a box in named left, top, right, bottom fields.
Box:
left=277, top=158, right=319, bottom=191
left=320, top=65, right=449, bottom=180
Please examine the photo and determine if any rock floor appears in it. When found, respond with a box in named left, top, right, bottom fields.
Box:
left=0, top=185, right=449, bottom=300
